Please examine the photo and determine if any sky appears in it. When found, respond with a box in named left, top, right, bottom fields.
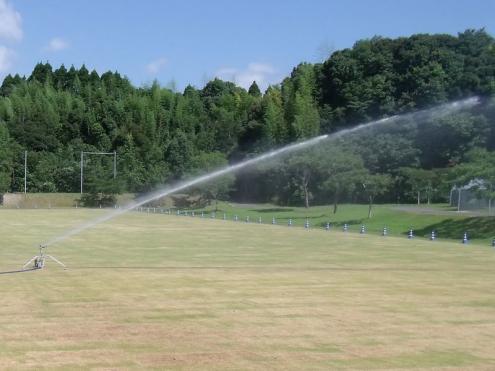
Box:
left=0, top=0, right=494, bottom=91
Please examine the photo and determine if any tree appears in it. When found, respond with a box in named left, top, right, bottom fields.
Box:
left=284, top=63, right=321, bottom=139
left=0, top=122, right=12, bottom=195
left=291, top=92, right=320, bottom=138
left=0, top=30, right=493, bottom=204
left=165, top=130, right=194, bottom=179
left=319, top=29, right=495, bottom=122
left=416, top=112, right=489, bottom=168
left=188, top=152, right=234, bottom=209
left=262, top=86, right=287, bottom=144
left=118, top=133, right=146, bottom=192
left=399, top=167, right=440, bottom=205
left=362, top=173, right=392, bottom=218
left=80, top=158, right=123, bottom=207
left=318, top=147, right=366, bottom=214
left=248, top=81, right=261, bottom=97
left=285, top=150, right=327, bottom=208
left=28, top=62, right=53, bottom=84
left=30, top=152, right=58, bottom=192
left=346, top=133, right=419, bottom=174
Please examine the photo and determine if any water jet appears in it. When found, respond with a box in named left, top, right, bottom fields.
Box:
left=29, top=97, right=480, bottom=268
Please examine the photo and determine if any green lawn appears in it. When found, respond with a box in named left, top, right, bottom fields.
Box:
left=1, top=208, right=495, bottom=369
left=189, top=202, right=495, bottom=245
left=3, top=194, right=493, bottom=244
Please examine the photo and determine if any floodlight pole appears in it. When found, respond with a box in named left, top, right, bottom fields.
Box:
left=113, top=151, right=117, bottom=179
left=24, top=150, right=27, bottom=194
left=80, top=151, right=84, bottom=194
left=457, top=187, right=461, bottom=212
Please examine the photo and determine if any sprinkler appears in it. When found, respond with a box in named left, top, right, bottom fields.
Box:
left=23, top=244, right=66, bottom=270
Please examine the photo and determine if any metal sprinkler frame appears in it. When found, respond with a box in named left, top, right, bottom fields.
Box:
left=23, top=245, right=67, bottom=270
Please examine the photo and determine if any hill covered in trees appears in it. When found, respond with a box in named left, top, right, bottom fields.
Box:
left=0, top=29, right=494, bottom=208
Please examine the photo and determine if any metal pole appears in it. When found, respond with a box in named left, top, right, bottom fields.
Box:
left=113, top=151, right=117, bottom=179
left=24, top=150, right=27, bottom=194
left=80, top=151, right=83, bottom=194
left=457, top=188, right=461, bottom=212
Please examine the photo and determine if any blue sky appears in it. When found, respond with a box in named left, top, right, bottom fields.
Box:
left=0, top=0, right=494, bottom=91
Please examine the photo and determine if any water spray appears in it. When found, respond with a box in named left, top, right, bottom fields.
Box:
left=24, top=97, right=480, bottom=270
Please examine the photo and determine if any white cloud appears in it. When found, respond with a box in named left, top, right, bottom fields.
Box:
left=0, top=45, right=14, bottom=72
left=215, top=62, right=278, bottom=91
left=146, top=57, right=167, bottom=75
left=0, top=0, right=22, bottom=42
left=44, top=37, right=69, bottom=52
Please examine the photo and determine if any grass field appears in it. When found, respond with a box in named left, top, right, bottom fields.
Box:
left=1, top=209, right=495, bottom=370
left=194, top=202, right=495, bottom=245
left=1, top=193, right=137, bottom=208
left=3, top=193, right=494, bottom=244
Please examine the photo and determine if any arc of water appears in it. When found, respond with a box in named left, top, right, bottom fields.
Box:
left=42, top=97, right=480, bottom=247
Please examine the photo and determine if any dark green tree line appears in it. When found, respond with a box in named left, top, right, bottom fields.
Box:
left=0, top=29, right=493, bottom=209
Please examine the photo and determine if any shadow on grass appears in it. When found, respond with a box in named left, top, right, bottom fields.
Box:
left=415, top=217, right=495, bottom=239
left=253, top=207, right=294, bottom=213
left=281, top=214, right=326, bottom=221
left=316, top=219, right=366, bottom=228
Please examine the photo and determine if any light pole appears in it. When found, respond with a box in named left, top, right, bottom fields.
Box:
left=80, top=151, right=83, bottom=194
left=24, top=150, right=27, bottom=194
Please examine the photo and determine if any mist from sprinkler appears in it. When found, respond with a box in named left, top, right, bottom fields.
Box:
left=36, top=97, right=481, bottom=258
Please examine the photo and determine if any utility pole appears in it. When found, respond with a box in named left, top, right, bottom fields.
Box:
left=113, top=151, right=117, bottom=179
left=457, top=187, right=462, bottom=212
left=80, top=151, right=84, bottom=194
left=24, top=150, right=27, bottom=194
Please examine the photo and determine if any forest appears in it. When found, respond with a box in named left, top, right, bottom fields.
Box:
left=0, top=29, right=494, bottom=209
